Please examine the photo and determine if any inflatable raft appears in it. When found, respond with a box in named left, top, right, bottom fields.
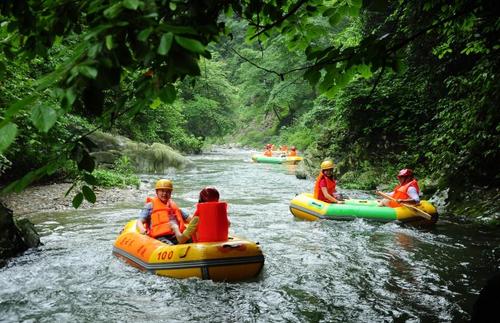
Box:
left=251, top=154, right=303, bottom=164
left=112, top=220, right=265, bottom=281
left=290, top=193, right=437, bottom=225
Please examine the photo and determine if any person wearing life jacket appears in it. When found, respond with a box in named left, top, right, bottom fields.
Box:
left=377, top=168, right=420, bottom=207
left=313, top=160, right=345, bottom=204
left=185, top=187, right=230, bottom=243
left=288, top=146, right=297, bottom=157
left=263, top=144, right=273, bottom=157
left=136, top=179, right=198, bottom=244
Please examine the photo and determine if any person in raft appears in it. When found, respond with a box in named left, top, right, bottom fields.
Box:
left=263, top=144, right=273, bottom=156
left=136, top=179, right=198, bottom=244
left=288, top=146, right=297, bottom=156
left=185, top=187, right=230, bottom=242
left=377, top=168, right=420, bottom=207
left=313, top=160, right=345, bottom=204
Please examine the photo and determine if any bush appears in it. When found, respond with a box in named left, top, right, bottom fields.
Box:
left=92, top=168, right=140, bottom=188
left=92, top=156, right=140, bottom=188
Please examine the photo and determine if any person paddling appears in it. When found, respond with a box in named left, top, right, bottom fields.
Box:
left=377, top=169, right=420, bottom=207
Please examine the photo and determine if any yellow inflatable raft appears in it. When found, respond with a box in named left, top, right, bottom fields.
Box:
left=112, top=220, right=265, bottom=281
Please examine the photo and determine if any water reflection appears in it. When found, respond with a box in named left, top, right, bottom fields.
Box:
left=0, top=148, right=498, bottom=322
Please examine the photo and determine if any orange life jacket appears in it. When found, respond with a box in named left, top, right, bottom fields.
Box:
left=288, top=150, right=297, bottom=156
left=388, top=179, right=420, bottom=208
left=264, top=150, right=273, bottom=156
left=148, top=197, right=186, bottom=238
left=313, top=173, right=337, bottom=202
left=192, top=201, right=229, bottom=243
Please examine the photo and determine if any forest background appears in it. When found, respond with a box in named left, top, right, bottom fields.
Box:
left=0, top=0, right=498, bottom=219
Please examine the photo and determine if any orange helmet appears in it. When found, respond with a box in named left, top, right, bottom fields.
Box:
left=199, top=187, right=220, bottom=202
left=397, top=169, right=413, bottom=178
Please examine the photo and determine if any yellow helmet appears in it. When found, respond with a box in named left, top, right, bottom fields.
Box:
left=155, top=179, right=173, bottom=190
left=320, top=160, right=335, bottom=170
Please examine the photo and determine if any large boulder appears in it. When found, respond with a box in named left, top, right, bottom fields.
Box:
left=87, top=131, right=192, bottom=172
left=0, top=203, right=41, bottom=267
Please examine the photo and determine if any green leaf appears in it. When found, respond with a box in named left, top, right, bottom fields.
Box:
left=84, top=24, right=113, bottom=40
left=357, top=64, right=373, bottom=78
left=122, top=0, right=141, bottom=10
left=329, top=12, right=342, bottom=25
left=105, top=35, right=114, bottom=50
left=82, top=185, right=96, bottom=203
left=159, top=84, right=176, bottom=103
left=0, top=123, right=18, bottom=153
left=84, top=173, right=99, bottom=186
left=174, top=36, right=205, bottom=54
left=103, top=3, right=123, bottom=19
left=169, top=2, right=176, bottom=10
left=138, top=27, right=153, bottom=42
left=65, top=88, right=77, bottom=107
left=78, top=151, right=95, bottom=172
left=88, top=43, right=102, bottom=58
left=72, top=192, right=84, bottom=208
left=150, top=98, right=162, bottom=109
left=158, top=33, right=173, bottom=55
left=30, top=104, right=57, bottom=133
left=79, top=65, right=98, bottom=79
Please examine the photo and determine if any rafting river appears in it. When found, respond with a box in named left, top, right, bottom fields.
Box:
left=1, top=148, right=498, bottom=322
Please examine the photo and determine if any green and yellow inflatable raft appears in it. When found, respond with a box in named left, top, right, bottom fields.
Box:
left=290, top=193, right=437, bottom=225
left=251, top=154, right=303, bottom=164
left=113, top=220, right=265, bottom=281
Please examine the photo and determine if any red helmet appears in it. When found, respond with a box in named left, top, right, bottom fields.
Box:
left=397, top=168, right=413, bottom=178
left=199, top=187, right=220, bottom=202
left=290, top=146, right=296, bottom=150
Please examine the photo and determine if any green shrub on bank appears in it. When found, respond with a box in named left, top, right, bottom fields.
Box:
left=92, top=156, right=139, bottom=188
left=92, top=169, right=140, bottom=188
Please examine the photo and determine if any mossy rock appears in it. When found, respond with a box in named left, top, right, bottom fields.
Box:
left=0, top=203, right=40, bottom=267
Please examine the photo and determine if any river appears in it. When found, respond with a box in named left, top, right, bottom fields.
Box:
left=1, top=148, right=498, bottom=322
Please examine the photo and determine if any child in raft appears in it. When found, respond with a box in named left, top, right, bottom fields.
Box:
left=185, top=187, right=230, bottom=243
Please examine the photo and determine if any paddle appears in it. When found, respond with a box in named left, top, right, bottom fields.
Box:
left=376, top=191, right=433, bottom=221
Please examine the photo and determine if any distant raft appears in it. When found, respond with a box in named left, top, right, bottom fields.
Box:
left=289, top=193, right=438, bottom=225
left=251, top=154, right=303, bottom=164
left=113, top=220, right=265, bottom=281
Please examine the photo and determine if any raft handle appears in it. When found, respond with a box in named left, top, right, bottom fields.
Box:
left=178, top=246, right=190, bottom=258
left=222, top=243, right=242, bottom=249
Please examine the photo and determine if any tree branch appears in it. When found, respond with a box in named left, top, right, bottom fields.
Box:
left=230, top=47, right=285, bottom=80
left=249, top=0, right=309, bottom=40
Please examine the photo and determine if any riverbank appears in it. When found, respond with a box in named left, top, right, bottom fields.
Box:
left=0, top=183, right=143, bottom=217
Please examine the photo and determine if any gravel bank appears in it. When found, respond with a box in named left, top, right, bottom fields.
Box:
left=1, top=183, right=144, bottom=217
